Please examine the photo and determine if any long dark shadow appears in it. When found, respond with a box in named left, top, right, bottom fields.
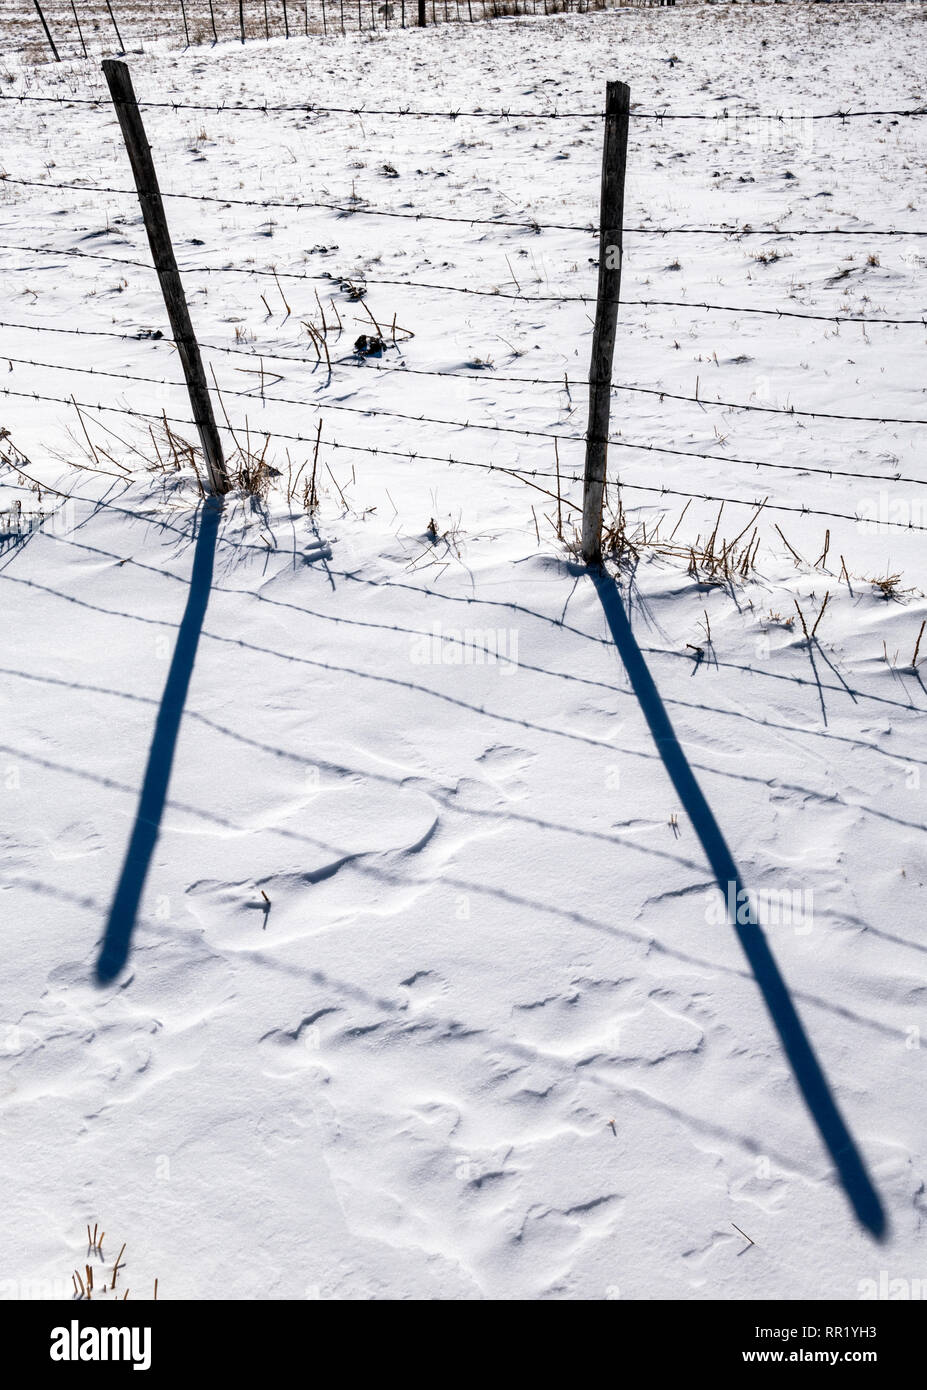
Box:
left=96, top=500, right=221, bottom=984
left=590, top=568, right=886, bottom=1239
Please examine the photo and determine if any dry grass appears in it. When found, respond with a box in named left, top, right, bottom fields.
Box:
left=869, top=572, right=911, bottom=601
left=40, top=401, right=331, bottom=516
left=570, top=495, right=765, bottom=585
left=70, top=1224, right=158, bottom=1302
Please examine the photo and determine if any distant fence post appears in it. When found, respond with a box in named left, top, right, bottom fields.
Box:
left=70, top=1, right=88, bottom=58
left=418, top=0, right=426, bottom=23
left=105, top=0, right=125, bottom=52
left=180, top=0, right=190, bottom=46
left=239, top=0, right=246, bottom=42
left=32, top=0, right=61, bottom=61
left=282, top=0, right=291, bottom=36
left=208, top=0, right=218, bottom=42
left=102, top=59, right=230, bottom=496
left=581, top=79, right=630, bottom=567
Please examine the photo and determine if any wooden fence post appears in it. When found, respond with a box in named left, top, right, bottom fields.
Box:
left=32, top=0, right=61, bottom=61
left=418, top=0, right=426, bottom=23
left=283, top=0, right=291, bottom=37
left=70, top=0, right=88, bottom=59
left=239, top=0, right=246, bottom=42
left=105, top=0, right=125, bottom=52
left=208, top=0, right=218, bottom=43
left=180, top=0, right=190, bottom=46
left=102, top=60, right=230, bottom=496
left=581, top=79, right=630, bottom=567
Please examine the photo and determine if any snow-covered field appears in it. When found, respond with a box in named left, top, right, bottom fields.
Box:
left=1, top=2, right=926, bottom=1301
left=2, top=0, right=585, bottom=63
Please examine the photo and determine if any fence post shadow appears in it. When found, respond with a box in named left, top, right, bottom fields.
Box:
left=96, top=499, right=221, bottom=984
left=589, top=566, right=886, bottom=1239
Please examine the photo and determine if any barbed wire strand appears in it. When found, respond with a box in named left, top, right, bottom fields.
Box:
left=2, top=91, right=925, bottom=120
left=3, top=175, right=927, bottom=236
left=3, top=383, right=925, bottom=534
left=4, top=328, right=927, bottom=425
left=1, top=242, right=923, bottom=326
left=3, top=368, right=926, bottom=492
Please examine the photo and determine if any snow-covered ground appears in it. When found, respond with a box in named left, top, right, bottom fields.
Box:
left=1, top=3, right=926, bottom=1300
left=2, top=0, right=561, bottom=63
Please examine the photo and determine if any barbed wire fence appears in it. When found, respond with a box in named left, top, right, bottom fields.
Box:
left=6, top=0, right=643, bottom=65
left=1, top=61, right=926, bottom=564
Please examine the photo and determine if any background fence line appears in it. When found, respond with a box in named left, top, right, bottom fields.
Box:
left=8, top=0, right=635, bottom=64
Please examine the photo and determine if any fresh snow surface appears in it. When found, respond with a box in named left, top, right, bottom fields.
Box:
left=1, top=3, right=926, bottom=1300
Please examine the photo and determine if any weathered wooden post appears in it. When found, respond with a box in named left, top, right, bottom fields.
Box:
left=180, top=0, right=191, bottom=45
left=105, top=0, right=125, bottom=52
left=418, top=0, right=426, bottom=23
left=239, top=0, right=246, bottom=42
left=70, top=1, right=88, bottom=59
left=32, top=0, right=61, bottom=61
left=208, top=0, right=218, bottom=43
left=102, top=60, right=230, bottom=496
left=581, top=80, right=630, bottom=567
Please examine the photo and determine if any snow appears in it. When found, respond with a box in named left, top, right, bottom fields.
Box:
left=1, top=3, right=927, bottom=1300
